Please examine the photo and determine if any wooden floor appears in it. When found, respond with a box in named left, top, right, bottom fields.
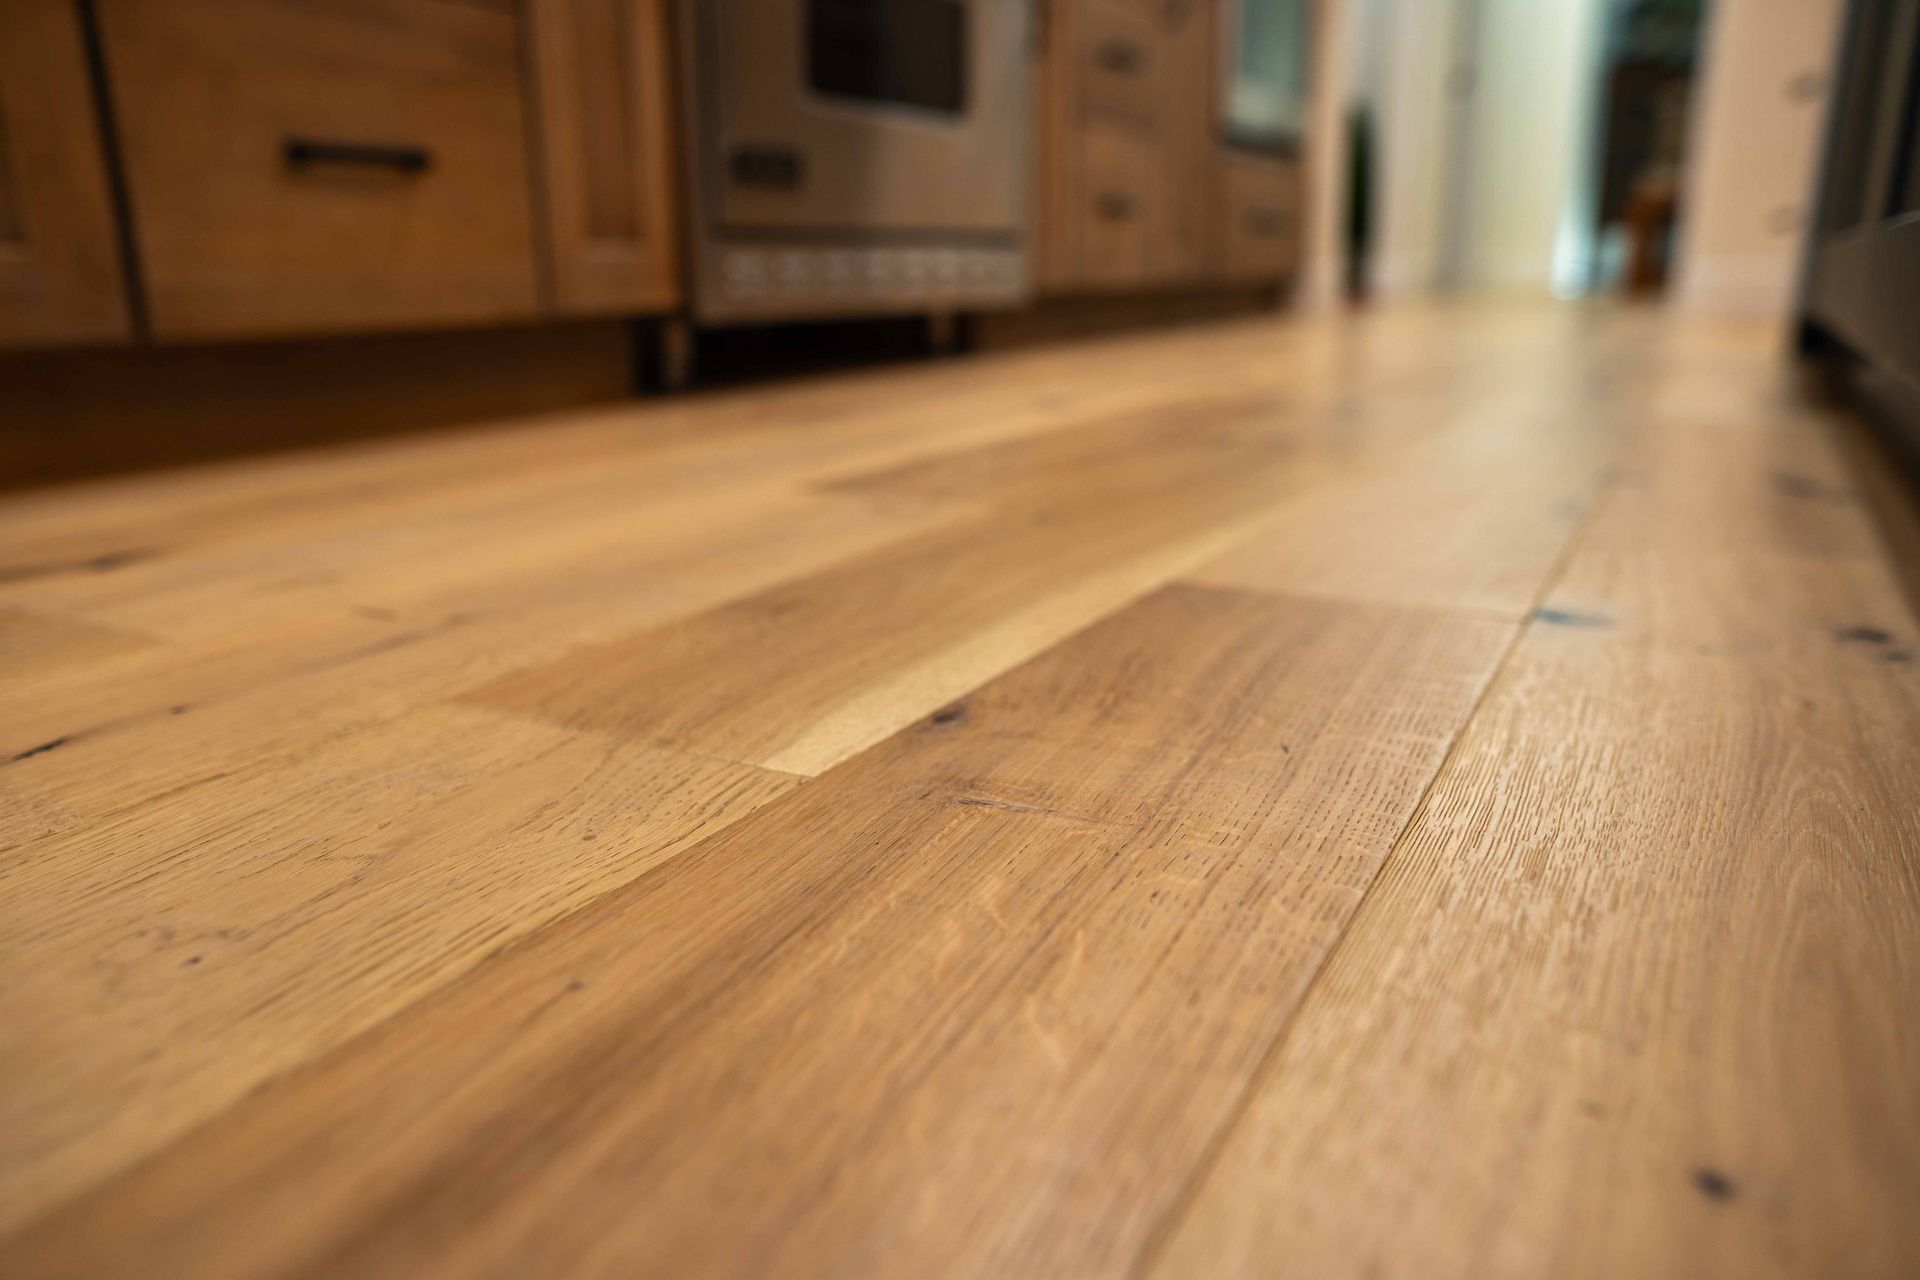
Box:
left=2, top=301, right=1917, bottom=1278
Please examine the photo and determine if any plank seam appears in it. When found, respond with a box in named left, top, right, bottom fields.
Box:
left=1124, top=466, right=1620, bottom=1280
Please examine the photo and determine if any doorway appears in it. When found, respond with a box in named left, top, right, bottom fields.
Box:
left=1581, top=0, right=1712, bottom=296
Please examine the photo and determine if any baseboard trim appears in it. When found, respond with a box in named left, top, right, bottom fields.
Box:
left=0, top=321, right=637, bottom=492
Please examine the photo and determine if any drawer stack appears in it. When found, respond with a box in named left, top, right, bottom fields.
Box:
left=1058, top=0, right=1212, bottom=289
left=1039, top=0, right=1306, bottom=295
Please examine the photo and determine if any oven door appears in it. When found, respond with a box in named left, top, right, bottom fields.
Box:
left=698, top=0, right=1027, bottom=236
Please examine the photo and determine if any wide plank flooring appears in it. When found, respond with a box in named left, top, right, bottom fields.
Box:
left=1, top=302, right=1915, bottom=1277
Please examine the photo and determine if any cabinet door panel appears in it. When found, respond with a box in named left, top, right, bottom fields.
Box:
left=95, top=0, right=541, bottom=342
left=0, top=0, right=132, bottom=348
left=527, top=0, right=680, bottom=315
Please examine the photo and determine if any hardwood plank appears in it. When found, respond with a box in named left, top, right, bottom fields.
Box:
left=0, top=608, right=159, bottom=685
left=4, top=471, right=940, bottom=645
left=1149, top=360, right=1920, bottom=1279
left=5, top=303, right=1912, bottom=1276
left=1183, top=397, right=1615, bottom=616
left=0, top=319, right=1275, bottom=576
left=1187, top=464, right=1587, bottom=615
left=0, top=704, right=800, bottom=1231
left=3, top=585, right=1513, bottom=1279
left=0, top=610, right=162, bottom=859
left=1183, top=314, right=1647, bottom=617
left=0, top=301, right=1548, bottom=623
left=0, top=493, right=945, bottom=820
left=0, top=301, right=1530, bottom=588
left=465, top=394, right=1312, bottom=774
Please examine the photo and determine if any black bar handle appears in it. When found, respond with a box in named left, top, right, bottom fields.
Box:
left=284, top=137, right=433, bottom=174
left=1095, top=39, right=1144, bottom=74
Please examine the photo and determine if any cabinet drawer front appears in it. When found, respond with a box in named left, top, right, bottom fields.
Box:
left=1079, top=121, right=1165, bottom=288
left=1220, top=158, right=1302, bottom=280
left=1078, top=4, right=1167, bottom=126
left=97, top=0, right=541, bottom=341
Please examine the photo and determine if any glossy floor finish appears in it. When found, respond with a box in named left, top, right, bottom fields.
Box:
left=2, top=302, right=1917, bottom=1278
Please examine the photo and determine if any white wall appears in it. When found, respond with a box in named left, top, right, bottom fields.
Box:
left=1675, top=0, right=1847, bottom=324
left=1361, top=0, right=1468, bottom=296
left=1453, top=0, right=1606, bottom=292
left=1356, top=0, right=1606, bottom=297
left=1298, top=0, right=1357, bottom=310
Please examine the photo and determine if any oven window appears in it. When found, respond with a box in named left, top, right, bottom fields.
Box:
left=808, top=0, right=968, bottom=115
left=1223, top=0, right=1310, bottom=154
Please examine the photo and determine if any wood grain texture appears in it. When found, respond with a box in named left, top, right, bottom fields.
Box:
left=3, top=584, right=1512, bottom=1279
left=1184, top=335, right=1629, bottom=616
left=0, top=306, right=1448, bottom=1242
left=93, top=0, right=541, bottom=340
left=0, top=608, right=156, bottom=683
left=1151, top=335, right=1920, bottom=1280
left=525, top=0, right=681, bottom=315
left=466, top=390, right=1308, bottom=772
left=0, top=0, right=133, bottom=347
left=0, top=705, right=800, bottom=1230
left=1041, top=0, right=1219, bottom=290
left=0, top=491, right=945, bottom=826
left=1, top=304, right=1914, bottom=1277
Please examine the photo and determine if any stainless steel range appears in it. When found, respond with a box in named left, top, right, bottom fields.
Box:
left=675, top=0, right=1031, bottom=324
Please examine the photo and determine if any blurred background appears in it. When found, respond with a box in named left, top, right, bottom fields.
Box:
left=1337, top=0, right=1835, bottom=315
left=0, top=0, right=1909, bottom=486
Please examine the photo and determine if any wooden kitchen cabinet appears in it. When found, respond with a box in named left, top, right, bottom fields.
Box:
left=525, top=0, right=681, bottom=316
left=1216, top=152, right=1303, bottom=281
left=0, top=0, right=133, bottom=348
left=92, top=0, right=543, bottom=342
left=1038, top=0, right=1210, bottom=290
left=1039, top=0, right=1288, bottom=295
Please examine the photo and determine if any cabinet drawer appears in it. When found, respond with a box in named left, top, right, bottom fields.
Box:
left=1079, top=121, right=1165, bottom=288
left=1078, top=3, right=1167, bottom=126
left=95, top=0, right=540, bottom=341
left=1219, top=157, right=1302, bottom=281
